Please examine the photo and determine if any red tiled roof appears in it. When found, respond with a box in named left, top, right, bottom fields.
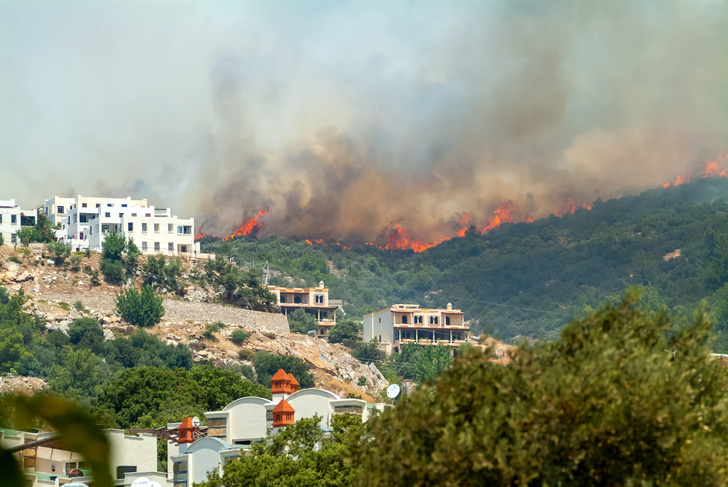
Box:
left=273, top=399, right=295, bottom=413
left=271, top=369, right=290, bottom=381
left=287, top=373, right=300, bottom=386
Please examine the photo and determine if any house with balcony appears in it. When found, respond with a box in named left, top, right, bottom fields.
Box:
left=363, top=303, right=471, bottom=354
left=0, top=199, right=37, bottom=246
left=43, top=195, right=199, bottom=257
left=266, top=282, right=339, bottom=340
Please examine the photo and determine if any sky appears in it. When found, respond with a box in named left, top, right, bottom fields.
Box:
left=2, top=0, right=728, bottom=243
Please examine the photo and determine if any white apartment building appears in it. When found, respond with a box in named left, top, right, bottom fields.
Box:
left=0, top=199, right=38, bottom=246
left=364, top=303, right=471, bottom=355
left=44, top=195, right=200, bottom=257
left=266, top=282, right=338, bottom=340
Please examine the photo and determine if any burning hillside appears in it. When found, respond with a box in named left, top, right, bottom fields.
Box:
left=195, top=155, right=728, bottom=253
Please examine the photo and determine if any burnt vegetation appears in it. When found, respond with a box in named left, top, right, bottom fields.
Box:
left=203, top=177, right=728, bottom=350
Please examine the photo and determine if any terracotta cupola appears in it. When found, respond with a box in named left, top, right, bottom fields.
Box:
left=287, top=373, right=300, bottom=393
left=272, top=368, right=292, bottom=395
left=272, top=399, right=295, bottom=428
left=177, top=417, right=195, bottom=444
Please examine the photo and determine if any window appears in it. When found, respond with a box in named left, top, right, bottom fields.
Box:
left=154, top=242, right=160, bottom=251
left=177, top=226, right=183, bottom=234
left=168, top=243, right=173, bottom=251
left=11, top=214, right=16, bottom=224
left=445, top=316, right=450, bottom=325
left=102, top=225, right=109, bottom=233
left=141, top=241, right=147, bottom=251
left=82, top=203, right=87, bottom=208
left=141, top=223, right=147, bottom=232
left=104, top=212, right=110, bottom=218
left=180, top=245, right=187, bottom=253
left=145, top=213, right=151, bottom=217
left=107, top=203, right=113, bottom=207
left=154, top=223, right=159, bottom=232
left=121, top=204, right=128, bottom=207
left=0, top=215, right=3, bottom=223
left=128, top=222, right=133, bottom=231
left=57, top=205, right=64, bottom=214
left=131, top=213, right=137, bottom=217
left=402, top=315, right=408, bottom=324
left=168, top=224, right=173, bottom=232
left=95, top=203, right=100, bottom=208
left=80, top=232, right=84, bottom=240
left=119, top=213, right=123, bottom=218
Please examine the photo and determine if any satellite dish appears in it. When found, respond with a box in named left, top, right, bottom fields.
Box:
left=386, top=383, right=400, bottom=399
left=131, top=479, right=151, bottom=487
left=192, top=417, right=200, bottom=428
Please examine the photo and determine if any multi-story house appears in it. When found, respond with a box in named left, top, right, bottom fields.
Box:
left=266, top=282, right=339, bottom=340
left=43, top=195, right=199, bottom=256
left=363, top=303, right=471, bottom=354
left=0, top=199, right=37, bottom=245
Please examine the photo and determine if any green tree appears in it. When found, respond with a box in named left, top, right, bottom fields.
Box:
left=360, top=290, right=728, bottom=486
left=187, top=364, right=271, bottom=411
left=199, top=415, right=364, bottom=487
left=115, top=285, right=165, bottom=328
left=252, top=351, right=315, bottom=388
left=46, top=241, right=70, bottom=267
left=48, top=349, right=111, bottom=401
left=287, top=308, right=318, bottom=334
left=68, top=318, right=105, bottom=355
left=141, top=255, right=183, bottom=293
left=16, top=227, right=39, bottom=246
left=352, top=341, right=385, bottom=365
left=328, top=319, right=361, bottom=346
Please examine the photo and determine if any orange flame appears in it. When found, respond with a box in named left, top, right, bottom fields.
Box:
left=455, top=213, right=471, bottom=237
left=384, top=222, right=442, bottom=253
left=482, top=201, right=518, bottom=234
left=223, top=208, right=269, bottom=241
left=663, top=155, right=728, bottom=188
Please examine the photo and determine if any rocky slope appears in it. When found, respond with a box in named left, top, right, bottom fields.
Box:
left=0, top=247, right=388, bottom=401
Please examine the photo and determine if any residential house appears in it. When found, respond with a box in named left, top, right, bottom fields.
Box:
left=43, top=195, right=199, bottom=257
left=266, top=282, right=339, bottom=340
left=0, top=199, right=37, bottom=245
left=363, top=303, right=471, bottom=354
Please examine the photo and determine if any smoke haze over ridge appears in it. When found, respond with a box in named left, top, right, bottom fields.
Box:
left=2, top=1, right=727, bottom=243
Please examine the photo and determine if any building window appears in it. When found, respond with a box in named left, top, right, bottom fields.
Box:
left=378, top=317, right=381, bottom=323
left=57, top=206, right=64, bottom=214
left=119, top=213, right=123, bottom=218
left=154, top=242, right=160, bottom=251
left=141, top=241, right=147, bottom=251
left=168, top=224, right=173, bottom=232
left=96, top=203, right=100, bottom=208
left=145, top=213, right=151, bottom=217
left=102, top=225, right=109, bottom=233
left=0, top=215, right=2, bottom=223
left=445, top=316, right=450, bottom=325
left=141, top=223, right=147, bottom=232
left=104, top=212, right=110, bottom=218
left=11, top=215, right=16, bottom=224
left=82, top=203, right=87, bottom=208
left=121, top=204, right=128, bottom=207
left=154, top=223, right=159, bottom=232
left=168, top=243, right=173, bottom=251
left=180, top=245, right=187, bottom=252
left=402, top=315, right=408, bottom=324
left=128, top=222, right=133, bottom=231
left=131, top=213, right=137, bottom=217
left=107, top=203, right=113, bottom=207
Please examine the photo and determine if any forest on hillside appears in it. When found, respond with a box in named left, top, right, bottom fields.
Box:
left=201, top=177, right=728, bottom=350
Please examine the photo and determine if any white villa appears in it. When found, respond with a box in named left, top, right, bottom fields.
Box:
left=44, top=195, right=200, bottom=256
left=0, top=199, right=37, bottom=246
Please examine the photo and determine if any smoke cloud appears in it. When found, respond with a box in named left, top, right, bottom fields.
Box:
left=2, top=1, right=727, bottom=244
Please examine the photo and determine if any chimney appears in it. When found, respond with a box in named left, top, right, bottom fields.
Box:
left=177, top=417, right=195, bottom=444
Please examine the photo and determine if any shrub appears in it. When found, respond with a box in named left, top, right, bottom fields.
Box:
left=47, top=241, right=70, bottom=267
left=58, top=302, right=70, bottom=311
left=115, top=285, right=165, bottom=328
left=68, top=317, right=105, bottom=354
left=9, top=256, right=21, bottom=264
left=70, top=255, right=81, bottom=272
left=238, top=348, right=255, bottom=361
left=358, top=376, right=367, bottom=386
left=100, top=259, right=124, bottom=284
left=74, top=301, right=86, bottom=313
left=90, top=269, right=101, bottom=287
left=230, top=330, right=251, bottom=345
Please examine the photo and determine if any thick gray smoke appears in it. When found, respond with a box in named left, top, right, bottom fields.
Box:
left=2, top=1, right=727, bottom=244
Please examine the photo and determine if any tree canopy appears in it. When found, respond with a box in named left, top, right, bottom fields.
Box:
left=360, top=290, right=728, bottom=486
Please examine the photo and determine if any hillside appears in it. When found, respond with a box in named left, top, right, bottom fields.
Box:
left=201, top=177, right=728, bottom=349
left=0, top=247, right=388, bottom=402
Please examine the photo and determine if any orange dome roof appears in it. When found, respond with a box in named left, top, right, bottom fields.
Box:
left=272, top=398, right=295, bottom=413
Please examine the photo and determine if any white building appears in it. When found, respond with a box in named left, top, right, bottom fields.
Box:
left=0, top=427, right=159, bottom=487
left=364, top=303, right=471, bottom=355
left=169, top=370, right=388, bottom=487
left=44, top=195, right=200, bottom=257
left=0, top=199, right=37, bottom=246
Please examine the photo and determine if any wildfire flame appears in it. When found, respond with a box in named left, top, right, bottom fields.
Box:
left=483, top=201, right=518, bottom=234
left=198, top=156, right=728, bottom=253
left=662, top=155, right=728, bottom=188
